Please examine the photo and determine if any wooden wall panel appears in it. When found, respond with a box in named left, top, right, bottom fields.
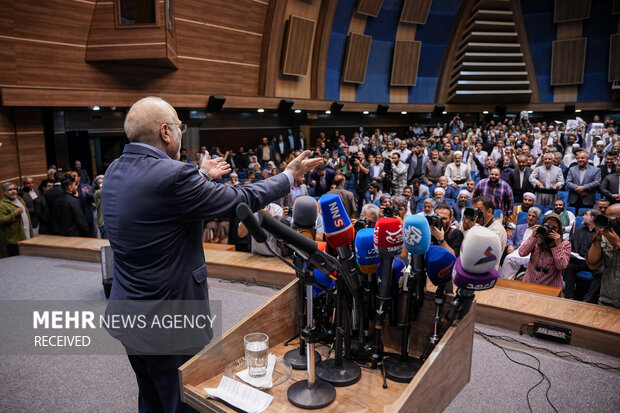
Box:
left=554, top=0, right=591, bottom=23
left=14, top=109, right=47, bottom=180
left=281, top=16, right=316, bottom=76
left=175, top=20, right=261, bottom=66
left=391, top=40, right=421, bottom=86
left=357, top=0, right=384, bottom=17
left=400, top=0, right=432, bottom=24
left=342, top=33, right=372, bottom=84
left=259, top=0, right=288, bottom=96
left=0, top=110, right=20, bottom=185
left=0, top=0, right=16, bottom=85
left=551, top=38, right=586, bottom=85
left=611, top=34, right=620, bottom=82
left=14, top=0, right=93, bottom=45
left=175, top=0, right=267, bottom=36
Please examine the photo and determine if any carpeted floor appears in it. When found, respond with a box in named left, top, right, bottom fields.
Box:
left=0, top=255, right=618, bottom=412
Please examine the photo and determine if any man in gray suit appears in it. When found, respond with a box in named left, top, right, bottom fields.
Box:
left=600, top=161, right=619, bottom=204
left=565, top=151, right=602, bottom=209
left=529, top=153, right=565, bottom=207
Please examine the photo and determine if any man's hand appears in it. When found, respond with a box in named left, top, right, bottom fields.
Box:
left=575, top=186, right=585, bottom=193
left=430, top=226, right=445, bottom=241
left=612, top=194, right=620, bottom=201
left=285, top=150, right=323, bottom=181
left=462, top=217, right=475, bottom=231
left=602, top=228, right=620, bottom=248
left=537, top=183, right=544, bottom=189
left=200, top=150, right=231, bottom=180
left=82, top=187, right=90, bottom=195
left=14, top=207, right=23, bottom=216
left=549, top=230, right=562, bottom=247
left=507, top=245, right=514, bottom=254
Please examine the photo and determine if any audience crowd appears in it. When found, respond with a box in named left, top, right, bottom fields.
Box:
left=1, top=113, right=619, bottom=308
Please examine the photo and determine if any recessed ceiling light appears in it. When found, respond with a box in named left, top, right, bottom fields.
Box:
left=294, top=109, right=302, bottom=113
left=527, top=110, right=533, bottom=114
left=92, top=105, right=100, bottom=111
left=442, top=111, right=447, bottom=115
left=363, top=110, right=369, bottom=115
left=325, top=110, right=331, bottom=114
left=401, top=111, right=407, bottom=115
left=257, top=108, right=264, bottom=113
left=482, top=110, right=489, bottom=114
left=575, top=109, right=582, bottom=113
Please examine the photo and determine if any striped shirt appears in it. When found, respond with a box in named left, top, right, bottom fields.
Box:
left=518, top=234, right=571, bottom=287
left=473, top=178, right=515, bottom=217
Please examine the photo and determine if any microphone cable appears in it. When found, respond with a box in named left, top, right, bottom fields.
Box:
left=475, top=328, right=558, bottom=413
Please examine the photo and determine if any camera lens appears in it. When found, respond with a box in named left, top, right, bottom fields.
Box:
left=594, top=214, right=609, bottom=229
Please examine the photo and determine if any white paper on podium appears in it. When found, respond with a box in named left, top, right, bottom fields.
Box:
left=204, top=376, right=273, bottom=413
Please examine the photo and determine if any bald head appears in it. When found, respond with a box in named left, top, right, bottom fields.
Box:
left=608, top=203, right=620, bottom=218
left=124, top=97, right=183, bottom=159
left=124, top=97, right=177, bottom=144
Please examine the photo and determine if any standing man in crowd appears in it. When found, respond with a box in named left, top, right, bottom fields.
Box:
left=390, top=152, right=408, bottom=197
left=508, top=155, right=534, bottom=203
left=74, top=160, right=91, bottom=186
left=473, top=167, right=514, bottom=219
left=422, top=149, right=445, bottom=186
left=102, top=96, right=321, bottom=412
left=530, top=153, right=564, bottom=207
left=565, top=210, right=602, bottom=302
left=445, top=151, right=471, bottom=186
left=406, top=143, right=428, bottom=185
left=53, top=177, right=90, bottom=237
left=600, top=161, right=619, bottom=204
left=328, top=174, right=356, bottom=218
left=586, top=203, right=620, bottom=308
left=565, top=151, right=601, bottom=210
left=19, top=176, right=41, bottom=236
left=0, top=182, right=33, bottom=256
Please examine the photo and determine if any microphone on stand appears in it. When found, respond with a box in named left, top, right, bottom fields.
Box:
left=383, top=215, right=431, bottom=383
left=420, top=245, right=456, bottom=360
left=372, top=217, right=403, bottom=388
left=315, top=194, right=361, bottom=387
left=256, top=209, right=337, bottom=408
left=446, top=226, right=500, bottom=326
left=282, top=197, right=323, bottom=370
left=354, top=228, right=379, bottom=357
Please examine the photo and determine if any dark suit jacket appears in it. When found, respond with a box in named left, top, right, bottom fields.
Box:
left=600, top=173, right=619, bottom=203
left=507, top=167, right=533, bottom=203
left=565, top=165, right=601, bottom=207
left=53, top=192, right=89, bottom=237
left=102, top=143, right=290, bottom=350
left=507, top=223, right=530, bottom=249
left=311, top=168, right=336, bottom=197
left=20, top=189, right=41, bottom=227
left=600, top=164, right=615, bottom=181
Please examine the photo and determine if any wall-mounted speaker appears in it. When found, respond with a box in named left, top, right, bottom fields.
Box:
left=564, top=104, right=576, bottom=114
left=377, top=104, right=389, bottom=115
left=278, top=99, right=294, bottom=114
left=495, top=105, right=507, bottom=117
left=432, top=105, right=445, bottom=116
left=330, top=101, right=344, bottom=114
left=206, top=95, right=226, bottom=113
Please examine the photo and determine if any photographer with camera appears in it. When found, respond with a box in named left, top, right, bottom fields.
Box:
left=586, top=203, right=620, bottom=308
left=518, top=213, right=571, bottom=287
left=431, top=202, right=463, bottom=257
left=462, top=196, right=507, bottom=269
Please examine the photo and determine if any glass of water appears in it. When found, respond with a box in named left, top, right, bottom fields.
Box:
left=244, top=333, right=269, bottom=378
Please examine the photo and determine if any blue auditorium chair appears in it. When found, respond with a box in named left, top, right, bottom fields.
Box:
left=566, top=206, right=576, bottom=215
left=558, top=191, right=569, bottom=204
left=517, top=212, right=528, bottom=225
left=494, top=209, right=503, bottom=218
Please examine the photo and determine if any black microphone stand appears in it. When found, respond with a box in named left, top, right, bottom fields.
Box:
left=383, top=258, right=425, bottom=383
left=284, top=253, right=322, bottom=370
left=315, top=272, right=361, bottom=387
left=287, top=262, right=336, bottom=409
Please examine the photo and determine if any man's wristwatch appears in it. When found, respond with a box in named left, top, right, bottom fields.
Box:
left=436, top=239, right=445, bottom=244
left=199, top=168, right=212, bottom=181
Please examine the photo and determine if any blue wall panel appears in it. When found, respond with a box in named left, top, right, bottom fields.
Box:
left=578, top=0, right=614, bottom=101
left=410, top=0, right=461, bottom=102
left=356, top=0, right=403, bottom=102
left=522, top=0, right=555, bottom=103
left=325, top=0, right=357, bottom=100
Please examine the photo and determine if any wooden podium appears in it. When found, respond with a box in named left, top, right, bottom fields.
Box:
left=179, top=279, right=475, bottom=412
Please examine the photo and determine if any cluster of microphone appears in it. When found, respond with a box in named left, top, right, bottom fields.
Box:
left=236, top=194, right=502, bottom=409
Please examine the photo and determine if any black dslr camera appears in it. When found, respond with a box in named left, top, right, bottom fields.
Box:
left=594, top=215, right=620, bottom=234
left=536, top=223, right=555, bottom=238
left=464, top=207, right=483, bottom=222
left=353, top=217, right=374, bottom=232
left=383, top=205, right=397, bottom=218
left=425, top=213, right=444, bottom=230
